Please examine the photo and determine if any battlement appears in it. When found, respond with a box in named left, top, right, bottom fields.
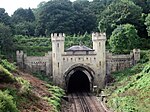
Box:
left=133, top=49, right=140, bottom=53
left=16, top=50, right=24, bottom=55
left=92, top=32, right=106, bottom=41
left=51, top=33, right=65, bottom=41
left=133, top=49, right=140, bottom=62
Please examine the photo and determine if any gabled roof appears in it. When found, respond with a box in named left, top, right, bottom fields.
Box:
left=66, top=45, right=93, bottom=51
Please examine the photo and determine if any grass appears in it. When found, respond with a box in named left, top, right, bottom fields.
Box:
left=104, top=50, right=150, bottom=112
left=0, top=59, right=65, bottom=112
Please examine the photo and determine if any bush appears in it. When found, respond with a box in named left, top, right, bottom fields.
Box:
left=43, top=84, right=65, bottom=112
left=16, top=77, right=31, bottom=93
left=32, top=72, right=52, bottom=84
left=140, top=50, right=150, bottom=63
left=0, top=65, right=15, bottom=83
left=109, top=24, right=140, bottom=53
left=0, top=59, right=16, bottom=72
left=0, top=90, right=19, bottom=112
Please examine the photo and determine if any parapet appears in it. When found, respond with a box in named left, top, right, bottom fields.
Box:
left=133, top=49, right=140, bottom=53
left=51, top=33, right=65, bottom=41
left=16, top=50, right=24, bottom=55
left=92, top=32, right=106, bottom=41
left=16, top=50, right=27, bottom=59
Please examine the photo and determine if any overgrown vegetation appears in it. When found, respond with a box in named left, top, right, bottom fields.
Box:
left=0, top=59, right=64, bottom=112
left=14, top=33, right=92, bottom=56
left=0, top=90, right=19, bottom=112
left=33, top=72, right=52, bottom=84
left=0, top=59, right=16, bottom=72
left=0, top=0, right=150, bottom=58
left=109, top=24, right=140, bottom=53
left=104, top=50, right=150, bottom=112
left=13, top=35, right=51, bottom=56
left=0, top=65, right=15, bottom=83
left=44, top=84, right=65, bottom=112
left=16, top=77, right=31, bottom=93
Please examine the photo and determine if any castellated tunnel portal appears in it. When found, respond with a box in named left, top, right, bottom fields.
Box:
left=65, top=65, right=94, bottom=93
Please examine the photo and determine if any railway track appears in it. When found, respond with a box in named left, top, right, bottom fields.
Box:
left=66, top=92, right=107, bottom=112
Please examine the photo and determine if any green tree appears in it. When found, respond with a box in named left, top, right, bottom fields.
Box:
left=0, top=8, right=11, bottom=26
left=99, top=0, right=143, bottom=37
left=0, top=23, right=14, bottom=53
left=11, top=8, right=35, bottom=24
left=72, top=0, right=97, bottom=34
left=109, top=24, right=140, bottom=53
left=90, top=0, right=115, bottom=17
left=131, top=0, right=150, bottom=14
left=35, top=0, right=96, bottom=36
left=11, top=8, right=35, bottom=36
left=14, top=21, right=35, bottom=36
left=145, top=14, right=150, bottom=36
left=35, top=0, right=74, bottom=36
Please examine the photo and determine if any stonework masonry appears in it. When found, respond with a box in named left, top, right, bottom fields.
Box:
left=16, top=33, right=140, bottom=90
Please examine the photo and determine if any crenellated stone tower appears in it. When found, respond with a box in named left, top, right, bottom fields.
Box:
left=92, top=32, right=106, bottom=88
left=51, top=33, right=65, bottom=86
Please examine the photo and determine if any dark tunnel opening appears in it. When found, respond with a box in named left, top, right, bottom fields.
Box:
left=67, top=70, right=90, bottom=93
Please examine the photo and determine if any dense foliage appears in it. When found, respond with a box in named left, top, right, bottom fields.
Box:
left=0, top=59, right=16, bottom=72
left=145, top=14, right=150, bottom=36
left=0, top=90, right=19, bottom=112
left=35, top=0, right=96, bottom=36
left=0, top=8, right=11, bottom=26
left=13, top=33, right=92, bottom=56
left=0, top=64, right=15, bottom=83
left=109, top=24, right=140, bottom=53
left=0, top=0, right=150, bottom=55
left=99, top=0, right=143, bottom=36
left=0, top=23, right=14, bottom=54
left=104, top=50, right=150, bottom=112
left=0, top=59, right=64, bottom=112
left=13, top=35, right=51, bottom=56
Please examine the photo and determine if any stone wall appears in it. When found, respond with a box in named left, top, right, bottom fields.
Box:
left=106, top=49, right=140, bottom=75
left=16, top=51, right=52, bottom=76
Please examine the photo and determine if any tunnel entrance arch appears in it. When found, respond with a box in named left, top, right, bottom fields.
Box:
left=64, top=64, right=95, bottom=93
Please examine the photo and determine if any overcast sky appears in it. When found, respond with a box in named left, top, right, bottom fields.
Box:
left=0, top=0, right=92, bottom=16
